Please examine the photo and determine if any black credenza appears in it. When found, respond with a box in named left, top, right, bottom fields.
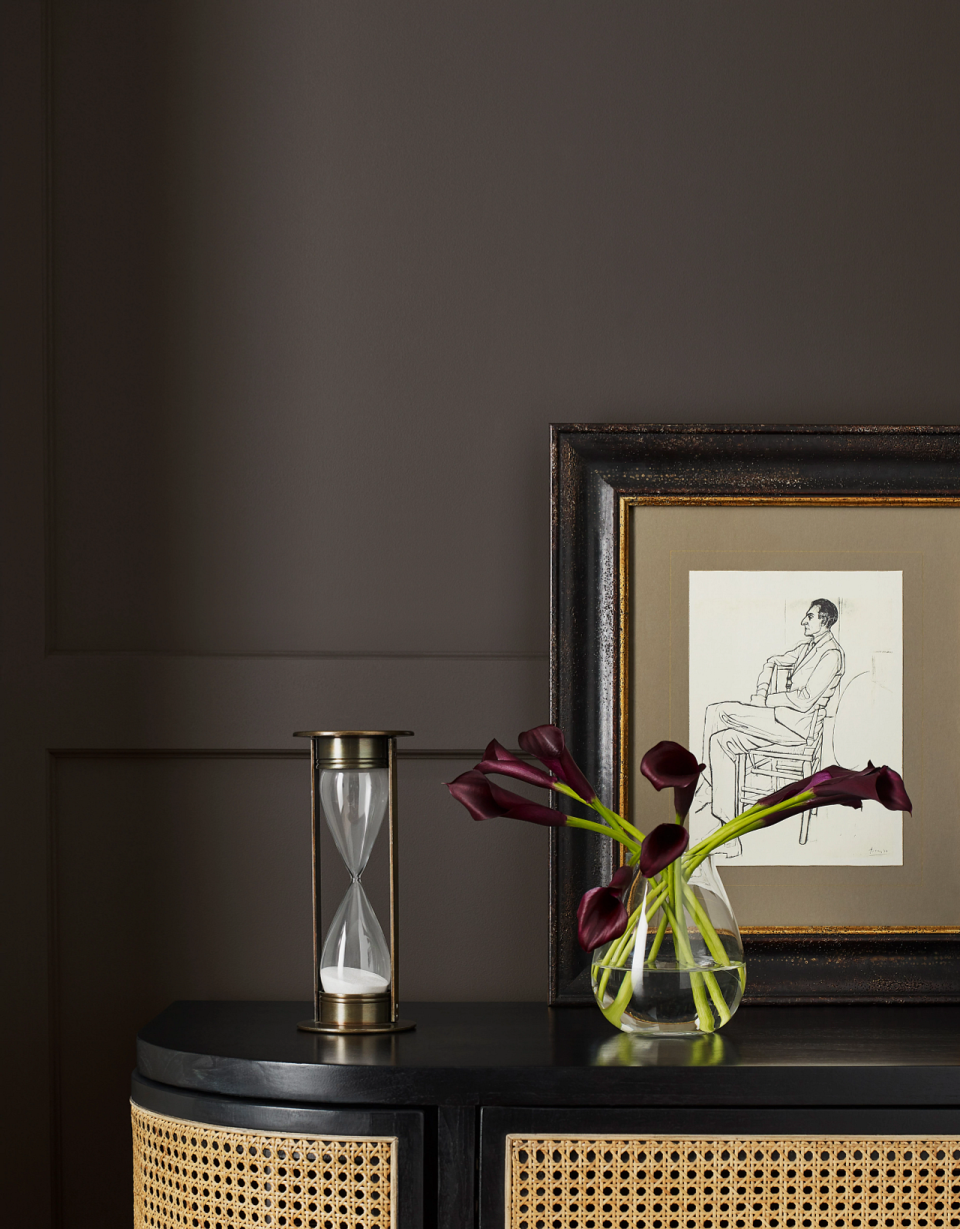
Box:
left=132, top=1001, right=960, bottom=1228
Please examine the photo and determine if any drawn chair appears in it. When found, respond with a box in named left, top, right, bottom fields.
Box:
left=732, top=664, right=844, bottom=845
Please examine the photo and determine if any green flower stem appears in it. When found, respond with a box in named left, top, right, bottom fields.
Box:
left=595, top=874, right=648, bottom=1018
left=610, top=878, right=667, bottom=968
left=552, top=781, right=586, bottom=805
left=591, top=797, right=644, bottom=843
left=645, top=906, right=668, bottom=965
left=672, top=866, right=716, bottom=1033
left=678, top=880, right=733, bottom=1026
left=683, top=818, right=760, bottom=871
left=600, top=883, right=715, bottom=1032
left=596, top=870, right=671, bottom=991
left=662, top=873, right=715, bottom=1033
left=688, top=972, right=715, bottom=1032
left=647, top=880, right=670, bottom=914
left=552, top=783, right=642, bottom=846
left=598, top=922, right=635, bottom=996
left=596, top=924, right=641, bottom=1005
left=596, top=889, right=649, bottom=1002
left=683, top=791, right=817, bottom=871
left=565, top=815, right=641, bottom=857
left=595, top=956, right=616, bottom=1005
left=613, top=924, right=638, bottom=970
left=595, top=871, right=675, bottom=1002
left=599, top=964, right=636, bottom=1027
left=681, top=873, right=746, bottom=997
left=605, top=906, right=641, bottom=970
left=552, top=781, right=646, bottom=851
left=703, top=969, right=731, bottom=1026
left=681, top=883, right=731, bottom=973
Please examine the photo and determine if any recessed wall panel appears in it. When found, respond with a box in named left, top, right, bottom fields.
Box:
left=55, top=755, right=311, bottom=1229
left=54, top=751, right=548, bottom=1226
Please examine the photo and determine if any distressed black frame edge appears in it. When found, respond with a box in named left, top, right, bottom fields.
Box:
left=549, top=422, right=960, bottom=1006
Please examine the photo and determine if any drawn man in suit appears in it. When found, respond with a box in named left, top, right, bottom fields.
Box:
left=698, top=598, right=845, bottom=851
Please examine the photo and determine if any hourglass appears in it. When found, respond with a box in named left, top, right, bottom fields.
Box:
left=295, top=731, right=415, bottom=1034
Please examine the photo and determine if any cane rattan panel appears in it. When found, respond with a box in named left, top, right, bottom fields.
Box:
left=132, top=1102, right=396, bottom=1229
left=507, top=1135, right=960, bottom=1229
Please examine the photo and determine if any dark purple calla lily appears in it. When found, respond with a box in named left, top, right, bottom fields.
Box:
left=445, top=769, right=566, bottom=827
left=639, top=741, right=706, bottom=818
left=639, top=822, right=691, bottom=877
left=576, top=865, right=633, bottom=951
left=754, top=764, right=860, bottom=810
left=751, top=765, right=864, bottom=823
left=475, top=739, right=558, bottom=790
left=872, top=766, right=913, bottom=812
left=518, top=724, right=597, bottom=802
left=813, top=762, right=911, bottom=812
left=755, top=762, right=912, bottom=825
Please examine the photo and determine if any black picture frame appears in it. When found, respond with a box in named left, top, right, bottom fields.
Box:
left=549, top=423, right=960, bottom=1005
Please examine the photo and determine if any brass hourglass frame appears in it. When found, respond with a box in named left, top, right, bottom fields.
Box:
left=294, top=730, right=415, bottom=1035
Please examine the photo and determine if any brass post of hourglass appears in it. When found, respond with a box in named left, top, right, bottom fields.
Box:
left=294, top=730, right=415, bottom=1035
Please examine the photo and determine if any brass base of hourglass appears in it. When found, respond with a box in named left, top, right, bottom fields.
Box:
left=298, top=992, right=416, bottom=1035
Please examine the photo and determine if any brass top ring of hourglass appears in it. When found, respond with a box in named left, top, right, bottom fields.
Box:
left=294, top=731, right=414, bottom=769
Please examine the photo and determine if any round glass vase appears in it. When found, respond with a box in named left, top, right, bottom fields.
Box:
left=590, top=855, right=745, bottom=1036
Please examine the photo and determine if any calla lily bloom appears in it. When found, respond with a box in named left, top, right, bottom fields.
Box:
left=445, top=769, right=565, bottom=827
left=640, top=741, right=706, bottom=819
left=755, top=762, right=912, bottom=824
left=475, top=739, right=558, bottom=790
left=870, top=765, right=913, bottom=812
left=577, top=865, right=633, bottom=951
left=752, top=766, right=863, bottom=823
left=811, top=762, right=911, bottom=812
left=518, top=724, right=597, bottom=802
left=639, top=822, right=691, bottom=877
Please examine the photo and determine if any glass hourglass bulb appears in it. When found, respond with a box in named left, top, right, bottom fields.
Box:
left=318, top=767, right=392, bottom=995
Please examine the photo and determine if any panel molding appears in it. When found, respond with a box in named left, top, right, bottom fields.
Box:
left=41, top=0, right=56, bottom=660
left=49, top=747, right=492, bottom=759
left=47, top=649, right=549, bottom=660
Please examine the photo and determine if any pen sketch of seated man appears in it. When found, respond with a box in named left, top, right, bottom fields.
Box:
left=696, top=598, right=845, bottom=857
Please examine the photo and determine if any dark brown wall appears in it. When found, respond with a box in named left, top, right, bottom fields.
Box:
left=4, top=2, right=960, bottom=1223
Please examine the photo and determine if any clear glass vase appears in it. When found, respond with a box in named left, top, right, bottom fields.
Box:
left=590, top=855, right=745, bottom=1036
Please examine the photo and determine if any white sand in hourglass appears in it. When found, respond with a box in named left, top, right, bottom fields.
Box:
left=320, top=966, right=390, bottom=994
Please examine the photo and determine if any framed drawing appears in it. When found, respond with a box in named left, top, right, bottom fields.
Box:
left=550, top=424, right=960, bottom=1005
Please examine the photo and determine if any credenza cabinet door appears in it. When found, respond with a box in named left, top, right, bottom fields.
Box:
left=131, top=1073, right=423, bottom=1229
left=481, top=1107, right=960, bottom=1229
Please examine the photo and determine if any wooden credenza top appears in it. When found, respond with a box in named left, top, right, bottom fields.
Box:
left=137, top=1000, right=960, bottom=1108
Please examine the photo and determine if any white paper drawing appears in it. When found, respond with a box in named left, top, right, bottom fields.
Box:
left=687, top=571, right=903, bottom=866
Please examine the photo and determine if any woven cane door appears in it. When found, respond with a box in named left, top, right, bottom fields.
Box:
left=133, top=1104, right=396, bottom=1229
left=506, top=1135, right=960, bottom=1229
